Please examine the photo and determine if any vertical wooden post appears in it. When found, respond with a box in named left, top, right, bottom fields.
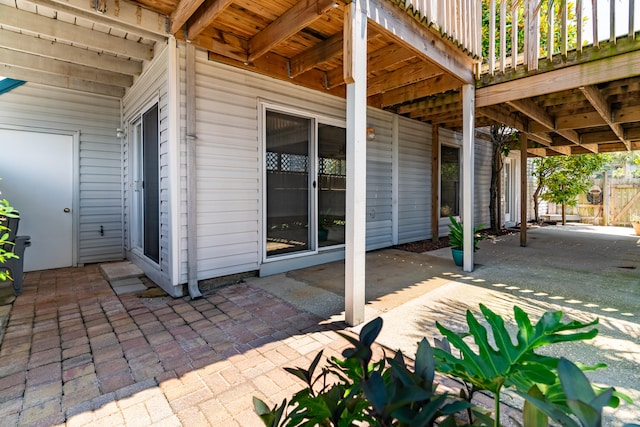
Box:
left=489, top=0, right=496, bottom=75
left=520, top=132, right=528, bottom=247
left=630, top=0, right=635, bottom=40
left=547, top=2, right=555, bottom=60
left=610, top=0, right=616, bottom=43
left=526, top=0, right=540, bottom=71
left=344, top=0, right=367, bottom=327
left=561, top=0, right=568, bottom=57
left=431, top=124, right=440, bottom=242
left=462, top=84, right=475, bottom=272
left=592, top=0, right=599, bottom=48
left=511, top=2, right=519, bottom=68
left=500, top=0, right=506, bottom=73
left=603, top=171, right=609, bottom=225
left=577, top=0, right=583, bottom=53
left=392, top=115, right=399, bottom=245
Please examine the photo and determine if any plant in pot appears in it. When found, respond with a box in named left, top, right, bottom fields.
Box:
left=318, top=209, right=333, bottom=242
left=448, top=215, right=485, bottom=266
left=631, top=214, right=640, bottom=236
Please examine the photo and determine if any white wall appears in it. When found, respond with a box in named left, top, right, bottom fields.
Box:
left=0, top=83, right=123, bottom=264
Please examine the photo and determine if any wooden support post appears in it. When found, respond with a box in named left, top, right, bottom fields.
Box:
left=603, top=171, right=609, bottom=225
left=462, top=84, right=475, bottom=272
left=520, top=132, right=528, bottom=247
left=431, top=124, right=440, bottom=242
left=577, top=0, right=583, bottom=53
left=344, top=0, right=367, bottom=327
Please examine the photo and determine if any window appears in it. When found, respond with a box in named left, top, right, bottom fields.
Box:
left=440, top=145, right=460, bottom=217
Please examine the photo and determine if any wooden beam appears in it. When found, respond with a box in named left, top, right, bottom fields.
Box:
left=183, top=28, right=248, bottom=63
left=376, top=74, right=460, bottom=108
left=548, top=145, right=572, bottom=155
left=579, top=85, right=631, bottom=150
left=368, top=63, right=442, bottom=96
left=26, top=0, right=168, bottom=39
left=0, top=47, right=133, bottom=87
left=507, top=99, right=554, bottom=129
left=477, top=50, right=640, bottom=107
left=185, top=0, right=234, bottom=41
left=0, top=63, right=124, bottom=97
left=0, top=5, right=153, bottom=61
left=365, top=0, right=475, bottom=84
left=0, top=28, right=142, bottom=76
left=248, top=0, right=338, bottom=63
left=478, top=105, right=552, bottom=146
left=170, top=0, right=206, bottom=35
left=289, top=32, right=343, bottom=78
left=520, top=132, right=528, bottom=246
left=368, top=44, right=416, bottom=72
left=528, top=147, right=547, bottom=156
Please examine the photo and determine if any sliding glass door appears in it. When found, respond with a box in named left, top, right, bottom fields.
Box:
left=264, top=109, right=345, bottom=259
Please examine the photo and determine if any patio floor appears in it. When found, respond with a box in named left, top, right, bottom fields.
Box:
left=0, top=224, right=638, bottom=426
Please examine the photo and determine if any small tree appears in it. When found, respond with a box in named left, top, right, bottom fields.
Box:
left=533, top=154, right=607, bottom=225
left=488, top=125, right=515, bottom=232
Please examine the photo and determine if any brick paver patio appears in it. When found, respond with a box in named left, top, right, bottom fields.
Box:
left=0, top=265, right=352, bottom=426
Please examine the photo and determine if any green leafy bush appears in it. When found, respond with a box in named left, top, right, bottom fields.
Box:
left=0, top=196, right=19, bottom=281
left=254, top=304, right=632, bottom=427
left=447, top=215, right=485, bottom=251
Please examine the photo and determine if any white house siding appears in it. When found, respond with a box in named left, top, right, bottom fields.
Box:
left=122, top=43, right=172, bottom=288
left=366, top=109, right=394, bottom=250
left=0, top=83, right=123, bottom=264
left=474, top=134, right=492, bottom=228
left=397, top=117, right=432, bottom=244
left=190, top=49, right=348, bottom=281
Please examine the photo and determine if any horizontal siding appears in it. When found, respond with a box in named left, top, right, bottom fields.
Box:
left=398, top=117, right=431, bottom=244
left=474, top=135, right=493, bottom=228
left=366, top=109, right=394, bottom=250
left=0, top=83, right=123, bottom=264
left=191, top=48, right=348, bottom=281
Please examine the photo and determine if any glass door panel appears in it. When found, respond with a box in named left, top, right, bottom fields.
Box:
left=266, top=111, right=311, bottom=257
left=318, top=124, right=346, bottom=247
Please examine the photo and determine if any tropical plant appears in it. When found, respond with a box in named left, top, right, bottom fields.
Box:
left=254, top=305, right=632, bottom=427
left=432, top=304, right=629, bottom=426
left=447, top=215, right=485, bottom=251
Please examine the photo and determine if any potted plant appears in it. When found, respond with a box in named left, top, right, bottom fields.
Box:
left=448, top=215, right=484, bottom=266
left=631, top=214, right=640, bottom=236
left=318, top=209, right=333, bottom=242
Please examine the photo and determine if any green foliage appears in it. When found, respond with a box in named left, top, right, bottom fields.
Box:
left=253, top=316, right=472, bottom=427
left=447, top=215, right=485, bottom=251
left=537, top=154, right=606, bottom=207
left=254, top=305, right=632, bottom=427
left=0, top=193, right=20, bottom=282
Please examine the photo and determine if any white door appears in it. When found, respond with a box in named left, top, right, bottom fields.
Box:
left=0, top=128, right=74, bottom=271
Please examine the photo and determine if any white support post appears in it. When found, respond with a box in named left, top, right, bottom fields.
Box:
left=344, top=0, right=367, bottom=326
left=462, top=84, right=475, bottom=272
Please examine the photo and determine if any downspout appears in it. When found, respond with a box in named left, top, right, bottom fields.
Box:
left=186, top=43, right=202, bottom=299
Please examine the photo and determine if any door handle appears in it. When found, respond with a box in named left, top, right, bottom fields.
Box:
left=64, top=208, right=71, bottom=213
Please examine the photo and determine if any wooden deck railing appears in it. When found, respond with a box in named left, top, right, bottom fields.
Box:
left=399, top=0, right=483, bottom=58
left=483, top=0, right=639, bottom=75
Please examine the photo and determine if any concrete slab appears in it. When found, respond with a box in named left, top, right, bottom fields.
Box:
left=109, top=278, right=147, bottom=296
left=255, top=225, right=640, bottom=427
left=99, top=261, right=144, bottom=281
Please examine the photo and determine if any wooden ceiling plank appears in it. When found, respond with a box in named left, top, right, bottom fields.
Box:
left=368, top=63, right=442, bottom=95
left=365, top=0, right=475, bottom=84
left=248, top=0, right=338, bottom=63
left=368, top=44, right=416, bottom=71
left=0, top=5, right=153, bottom=60
left=0, top=47, right=133, bottom=87
left=613, top=105, right=640, bottom=124
left=170, top=0, right=206, bottom=35
left=25, top=0, right=168, bottom=39
left=477, top=50, right=640, bottom=107
left=0, top=28, right=142, bottom=76
left=0, top=63, right=125, bottom=97
left=579, top=85, right=631, bottom=150
left=181, top=29, right=248, bottom=63
left=186, top=0, right=234, bottom=41
left=580, top=129, right=619, bottom=144
left=289, top=31, right=343, bottom=78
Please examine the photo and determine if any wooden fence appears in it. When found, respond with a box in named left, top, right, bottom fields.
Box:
left=576, top=177, right=640, bottom=226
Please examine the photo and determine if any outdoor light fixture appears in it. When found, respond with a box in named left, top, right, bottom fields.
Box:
left=367, top=127, right=376, bottom=141
left=116, top=128, right=124, bottom=138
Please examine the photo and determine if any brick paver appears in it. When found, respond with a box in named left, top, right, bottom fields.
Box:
left=0, top=265, right=352, bottom=426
